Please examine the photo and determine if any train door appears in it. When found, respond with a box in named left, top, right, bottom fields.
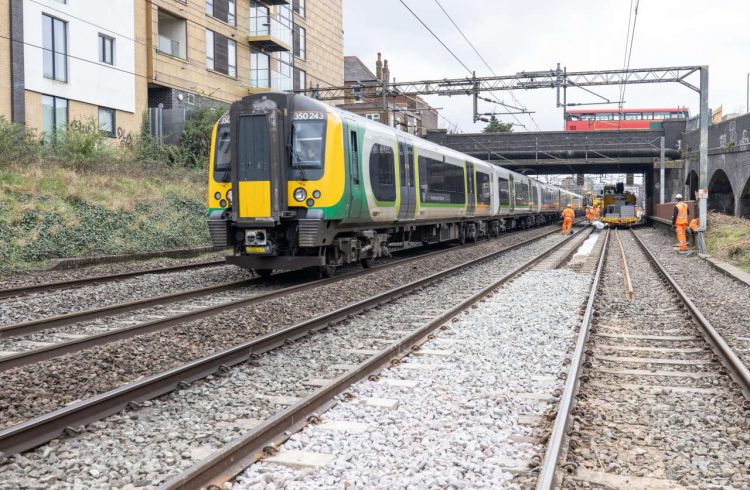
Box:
left=466, top=161, right=475, bottom=216
left=509, top=174, right=515, bottom=212
left=397, top=140, right=416, bottom=220
left=233, top=110, right=285, bottom=222
left=343, top=118, right=362, bottom=219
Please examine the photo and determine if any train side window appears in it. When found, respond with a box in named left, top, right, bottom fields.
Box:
left=514, top=181, right=529, bottom=206
left=419, top=157, right=465, bottom=204
left=350, top=131, right=359, bottom=183
left=369, top=143, right=396, bottom=202
left=498, top=177, right=509, bottom=207
left=476, top=171, right=491, bottom=205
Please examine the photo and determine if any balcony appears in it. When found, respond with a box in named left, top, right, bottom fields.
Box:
left=249, top=67, right=292, bottom=93
left=260, top=0, right=290, bottom=5
left=158, top=35, right=181, bottom=58
left=248, top=15, right=291, bottom=52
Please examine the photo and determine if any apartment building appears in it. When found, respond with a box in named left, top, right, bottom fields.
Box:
left=1, top=0, right=344, bottom=141
left=2, top=0, right=146, bottom=139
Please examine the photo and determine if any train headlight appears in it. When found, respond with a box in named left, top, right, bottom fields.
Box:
left=293, top=188, right=307, bottom=202
left=226, top=189, right=233, bottom=203
left=214, top=192, right=221, bottom=200
left=219, top=199, right=228, bottom=208
left=312, top=190, right=321, bottom=199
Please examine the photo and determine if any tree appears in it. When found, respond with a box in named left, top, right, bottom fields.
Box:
left=482, top=115, right=513, bottom=133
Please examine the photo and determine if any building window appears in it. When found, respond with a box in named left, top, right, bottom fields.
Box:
left=250, top=48, right=270, bottom=89
left=272, top=51, right=293, bottom=91
left=98, top=107, right=116, bottom=138
left=293, top=0, right=305, bottom=17
left=293, top=23, right=305, bottom=59
left=206, top=29, right=236, bottom=77
left=293, top=67, right=306, bottom=91
left=42, top=14, right=67, bottom=82
left=158, top=10, right=187, bottom=59
left=206, top=0, right=235, bottom=26
left=99, top=34, right=114, bottom=65
left=41, top=95, right=68, bottom=135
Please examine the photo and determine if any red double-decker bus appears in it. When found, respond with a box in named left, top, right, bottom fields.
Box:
left=565, top=108, right=689, bottom=131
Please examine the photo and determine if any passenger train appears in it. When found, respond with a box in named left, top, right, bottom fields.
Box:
left=207, top=92, right=583, bottom=276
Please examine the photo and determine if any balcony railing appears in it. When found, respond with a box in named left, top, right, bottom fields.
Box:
left=158, top=35, right=181, bottom=58
left=249, top=15, right=291, bottom=52
left=250, top=68, right=292, bottom=92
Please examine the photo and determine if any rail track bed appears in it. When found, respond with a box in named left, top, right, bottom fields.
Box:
left=0, top=225, right=579, bottom=450
left=0, top=225, right=593, bottom=488
left=539, top=229, right=750, bottom=489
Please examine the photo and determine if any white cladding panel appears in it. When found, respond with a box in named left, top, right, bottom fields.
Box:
left=23, top=0, right=136, bottom=113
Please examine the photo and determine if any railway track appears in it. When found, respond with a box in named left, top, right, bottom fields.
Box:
left=0, top=223, right=587, bottom=459
left=0, top=259, right=226, bottom=300
left=0, top=224, right=569, bottom=372
left=536, top=228, right=750, bottom=489
left=158, top=225, right=601, bottom=489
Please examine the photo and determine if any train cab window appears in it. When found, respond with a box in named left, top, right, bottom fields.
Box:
left=498, top=177, right=509, bottom=206
left=213, top=123, right=231, bottom=183
left=292, top=120, right=325, bottom=169
left=369, top=143, right=396, bottom=202
left=514, top=181, right=529, bottom=207
left=476, top=171, right=491, bottom=205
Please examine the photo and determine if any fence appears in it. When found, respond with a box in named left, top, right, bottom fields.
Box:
left=147, top=106, right=193, bottom=145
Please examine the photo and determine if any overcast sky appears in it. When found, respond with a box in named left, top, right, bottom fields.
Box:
left=342, top=0, right=750, bottom=133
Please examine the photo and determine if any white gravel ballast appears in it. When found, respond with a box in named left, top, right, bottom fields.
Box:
left=236, top=268, right=591, bottom=489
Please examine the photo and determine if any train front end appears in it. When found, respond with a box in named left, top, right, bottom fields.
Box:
left=222, top=92, right=350, bottom=275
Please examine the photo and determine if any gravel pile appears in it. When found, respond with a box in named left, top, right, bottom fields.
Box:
left=635, top=228, right=750, bottom=367
left=0, top=231, right=576, bottom=488
left=561, top=231, right=750, bottom=488
left=0, top=227, right=567, bottom=429
left=234, top=268, right=591, bottom=490
left=0, top=265, right=255, bottom=326
left=0, top=253, right=227, bottom=291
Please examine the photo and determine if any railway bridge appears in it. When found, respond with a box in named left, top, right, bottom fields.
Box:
left=426, top=114, right=750, bottom=218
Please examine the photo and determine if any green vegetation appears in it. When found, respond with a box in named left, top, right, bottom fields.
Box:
left=0, top=108, right=221, bottom=271
left=705, top=211, right=750, bottom=273
left=482, top=115, right=514, bottom=133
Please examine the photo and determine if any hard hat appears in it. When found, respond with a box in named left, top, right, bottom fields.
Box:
left=675, top=193, right=683, bottom=200
left=567, top=204, right=572, bottom=207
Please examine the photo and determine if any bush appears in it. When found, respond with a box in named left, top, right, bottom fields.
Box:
left=44, top=118, right=115, bottom=170
left=0, top=116, right=41, bottom=167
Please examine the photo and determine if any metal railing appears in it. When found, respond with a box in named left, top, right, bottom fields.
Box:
left=249, top=15, right=292, bottom=47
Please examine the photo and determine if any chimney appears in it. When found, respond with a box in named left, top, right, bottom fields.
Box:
left=383, top=59, right=390, bottom=85
left=376, top=53, right=383, bottom=80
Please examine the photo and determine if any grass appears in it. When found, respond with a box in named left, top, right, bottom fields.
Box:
left=705, top=211, right=750, bottom=273
left=0, top=159, right=210, bottom=271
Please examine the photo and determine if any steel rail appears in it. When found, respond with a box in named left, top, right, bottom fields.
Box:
left=630, top=229, right=750, bottom=400
left=0, top=225, right=568, bottom=372
left=0, top=260, right=226, bottom=300
left=536, top=229, right=610, bottom=490
left=160, top=224, right=591, bottom=489
left=0, top=278, right=259, bottom=339
left=614, top=230, right=635, bottom=300
left=0, top=225, right=585, bottom=457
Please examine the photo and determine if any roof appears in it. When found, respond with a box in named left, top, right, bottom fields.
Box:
left=344, top=56, right=377, bottom=83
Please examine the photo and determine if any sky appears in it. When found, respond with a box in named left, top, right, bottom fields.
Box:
left=342, top=0, right=750, bottom=133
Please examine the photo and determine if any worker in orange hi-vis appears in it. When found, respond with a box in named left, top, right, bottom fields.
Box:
left=561, top=204, right=575, bottom=235
left=672, top=194, right=689, bottom=252
left=585, top=206, right=594, bottom=223
left=593, top=205, right=601, bottom=219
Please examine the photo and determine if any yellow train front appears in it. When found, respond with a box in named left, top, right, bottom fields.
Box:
left=600, top=183, right=640, bottom=227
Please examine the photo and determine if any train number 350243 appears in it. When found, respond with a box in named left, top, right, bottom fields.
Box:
left=293, top=111, right=325, bottom=121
